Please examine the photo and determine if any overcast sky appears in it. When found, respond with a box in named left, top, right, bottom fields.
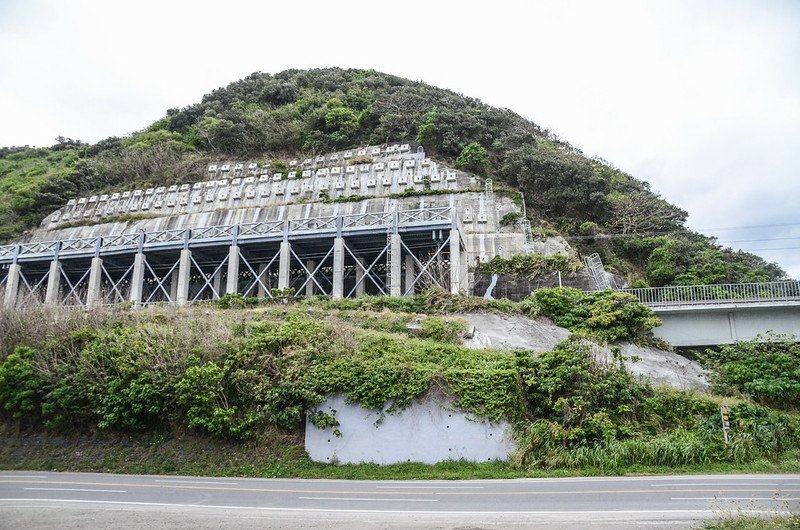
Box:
left=1, top=0, right=798, bottom=278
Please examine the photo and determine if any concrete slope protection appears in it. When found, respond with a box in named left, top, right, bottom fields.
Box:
left=0, top=472, right=797, bottom=529
left=459, top=312, right=710, bottom=391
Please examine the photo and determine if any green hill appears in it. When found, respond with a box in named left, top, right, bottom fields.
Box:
left=0, top=67, right=786, bottom=286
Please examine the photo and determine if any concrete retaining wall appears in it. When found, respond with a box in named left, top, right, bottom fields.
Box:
left=305, top=394, right=515, bottom=465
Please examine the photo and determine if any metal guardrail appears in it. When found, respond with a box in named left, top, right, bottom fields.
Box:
left=0, top=207, right=454, bottom=262
left=622, top=281, right=800, bottom=307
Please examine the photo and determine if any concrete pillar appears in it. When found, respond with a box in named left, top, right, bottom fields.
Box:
left=86, top=257, right=103, bottom=308
left=278, top=241, right=291, bottom=290
left=355, top=257, right=366, bottom=297
left=169, top=269, right=179, bottom=302
left=212, top=269, right=223, bottom=299
left=404, top=254, right=415, bottom=296
left=257, top=263, right=268, bottom=298
left=129, top=253, right=145, bottom=305
left=390, top=234, right=402, bottom=297
left=3, top=263, right=21, bottom=308
left=45, top=260, right=62, bottom=305
left=226, top=245, right=240, bottom=295
left=450, top=229, right=461, bottom=295
left=306, top=260, right=316, bottom=297
left=332, top=237, right=344, bottom=299
left=176, top=249, right=192, bottom=306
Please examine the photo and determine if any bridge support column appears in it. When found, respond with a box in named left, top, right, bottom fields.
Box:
left=169, top=269, right=179, bottom=302
left=212, top=269, right=222, bottom=299
left=257, top=263, right=268, bottom=298
left=129, top=253, right=145, bottom=306
left=332, top=237, right=344, bottom=299
left=390, top=234, right=401, bottom=297
left=404, top=254, right=415, bottom=296
left=306, top=260, right=316, bottom=297
left=3, top=263, right=21, bottom=308
left=86, top=257, right=103, bottom=308
left=226, top=245, right=240, bottom=295
left=278, top=241, right=291, bottom=290
left=176, top=249, right=192, bottom=306
left=44, top=260, right=62, bottom=305
left=450, top=228, right=461, bottom=295
left=355, top=257, right=366, bottom=297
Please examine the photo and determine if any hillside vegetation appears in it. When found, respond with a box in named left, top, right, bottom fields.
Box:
left=1, top=290, right=799, bottom=477
left=0, top=68, right=786, bottom=285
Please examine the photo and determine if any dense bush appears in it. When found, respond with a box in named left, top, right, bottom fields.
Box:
left=699, top=337, right=800, bottom=409
left=532, top=287, right=661, bottom=342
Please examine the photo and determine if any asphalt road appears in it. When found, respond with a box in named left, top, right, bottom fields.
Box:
left=0, top=471, right=797, bottom=528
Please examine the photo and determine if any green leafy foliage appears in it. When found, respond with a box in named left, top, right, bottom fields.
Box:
left=455, top=142, right=489, bottom=175
left=532, top=288, right=661, bottom=342
left=0, top=346, right=46, bottom=421
left=476, top=254, right=581, bottom=278
left=699, top=337, right=800, bottom=409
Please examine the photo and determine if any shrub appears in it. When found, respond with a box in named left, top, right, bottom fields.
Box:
left=699, top=337, right=800, bottom=409
left=532, top=287, right=661, bottom=342
left=0, top=346, right=46, bottom=421
left=455, top=142, right=489, bottom=175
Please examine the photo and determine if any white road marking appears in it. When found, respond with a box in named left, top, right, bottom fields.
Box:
left=376, top=486, right=484, bottom=490
left=155, top=480, right=238, bottom=485
left=0, top=475, right=49, bottom=479
left=299, top=496, right=438, bottom=502
left=672, top=497, right=800, bottom=501
left=0, top=499, right=790, bottom=516
left=24, top=488, right=126, bottom=493
left=652, top=483, right=779, bottom=487
left=0, top=498, right=792, bottom=517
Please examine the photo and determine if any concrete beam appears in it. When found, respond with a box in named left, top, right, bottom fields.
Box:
left=257, top=263, right=268, bottom=298
left=404, top=254, right=414, bottom=296
left=355, top=257, right=366, bottom=297
left=176, top=249, right=192, bottom=306
left=278, top=241, right=291, bottom=290
left=2, top=263, right=21, bottom=308
left=450, top=229, right=461, bottom=295
left=226, top=245, right=240, bottom=295
left=390, top=234, right=401, bottom=297
left=332, top=238, right=344, bottom=299
left=85, top=257, right=103, bottom=308
left=306, top=260, right=316, bottom=297
left=129, top=253, right=145, bottom=305
left=44, top=260, right=62, bottom=305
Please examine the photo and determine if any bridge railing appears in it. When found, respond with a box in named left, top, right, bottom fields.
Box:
left=622, top=281, right=800, bottom=307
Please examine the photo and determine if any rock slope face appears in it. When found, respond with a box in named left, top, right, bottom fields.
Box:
left=458, top=312, right=709, bottom=392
